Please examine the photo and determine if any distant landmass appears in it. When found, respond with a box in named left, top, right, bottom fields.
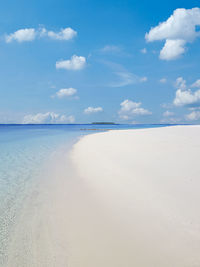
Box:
left=92, top=122, right=116, bottom=125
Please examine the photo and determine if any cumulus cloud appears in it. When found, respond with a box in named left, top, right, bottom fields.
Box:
left=160, top=78, right=167, bottom=83
left=22, top=112, right=75, bottom=124
left=119, top=99, right=152, bottom=120
left=174, top=88, right=200, bottom=106
left=159, top=39, right=186, bottom=60
left=53, top=88, right=77, bottom=98
left=146, top=8, right=200, bottom=42
left=163, top=110, right=174, bottom=117
left=5, top=27, right=77, bottom=43
left=173, top=77, right=200, bottom=107
left=6, top=28, right=36, bottom=43
left=56, top=55, right=86, bottom=70
left=185, top=110, right=200, bottom=121
left=47, top=27, right=77, bottom=40
left=145, top=8, right=200, bottom=60
left=84, top=107, right=103, bottom=114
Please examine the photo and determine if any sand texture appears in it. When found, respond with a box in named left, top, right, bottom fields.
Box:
left=5, top=126, right=200, bottom=267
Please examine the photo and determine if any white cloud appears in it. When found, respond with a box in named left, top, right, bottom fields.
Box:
left=145, top=8, right=200, bottom=60
left=6, top=28, right=36, bottom=43
left=191, top=79, right=200, bottom=88
left=22, top=112, right=75, bottom=124
left=140, top=48, right=147, bottom=54
left=185, top=110, right=200, bottom=121
left=54, top=88, right=77, bottom=98
left=38, top=27, right=47, bottom=37
left=84, top=107, right=103, bottom=114
left=47, top=27, right=77, bottom=40
left=58, top=115, right=75, bottom=123
left=146, top=8, right=200, bottom=42
left=56, top=55, right=86, bottom=70
left=163, top=110, right=174, bottom=117
left=159, top=39, right=186, bottom=60
left=174, top=88, right=200, bottom=107
left=120, top=100, right=141, bottom=111
left=160, top=78, right=167, bottom=83
left=119, top=99, right=152, bottom=120
left=140, top=76, right=148, bottom=82
left=5, top=27, right=77, bottom=43
left=173, top=77, right=200, bottom=107
left=175, top=77, right=186, bottom=90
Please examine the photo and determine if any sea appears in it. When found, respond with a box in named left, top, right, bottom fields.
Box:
left=0, top=123, right=168, bottom=264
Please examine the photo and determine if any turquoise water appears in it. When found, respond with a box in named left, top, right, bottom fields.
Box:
left=0, top=124, right=167, bottom=263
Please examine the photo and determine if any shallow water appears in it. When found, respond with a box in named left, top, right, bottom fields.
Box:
left=0, top=124, right=167, bottom=265
left=0, top=125, right=81, bottom=264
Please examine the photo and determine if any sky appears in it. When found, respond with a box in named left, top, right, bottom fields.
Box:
left=0, top=0, right=200, bottom=124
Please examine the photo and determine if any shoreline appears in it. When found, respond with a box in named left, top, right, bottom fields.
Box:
left=4, top=125, right=200, bottom=266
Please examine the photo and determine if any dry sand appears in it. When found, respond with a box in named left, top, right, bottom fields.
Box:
left=70, top=126, right=200, bottom=267
left=6, top=126, right=200, bottom=267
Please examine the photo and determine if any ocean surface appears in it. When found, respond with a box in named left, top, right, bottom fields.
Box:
left=0, top=123, right=168, bottom=264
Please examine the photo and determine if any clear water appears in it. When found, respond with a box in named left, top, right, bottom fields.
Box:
left=0, top=124, right=168, bottom=263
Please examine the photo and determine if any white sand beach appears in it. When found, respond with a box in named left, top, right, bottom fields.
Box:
left=6, top=126, right=200, bottom=267
left=69, top=126, right=200, bottom=267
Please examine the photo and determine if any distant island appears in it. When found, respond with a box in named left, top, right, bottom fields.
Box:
left=92, top=122, right=116, bottom=125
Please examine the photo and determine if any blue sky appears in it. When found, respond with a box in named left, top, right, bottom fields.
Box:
left=0, top=0, right=200, bottom=124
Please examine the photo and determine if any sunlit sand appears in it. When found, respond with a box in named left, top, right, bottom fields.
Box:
left=5, top=126, right=200, bottom=267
